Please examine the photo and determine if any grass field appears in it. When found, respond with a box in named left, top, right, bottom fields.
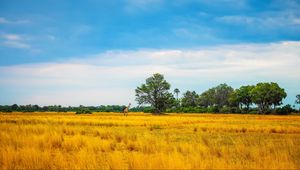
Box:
left=0, top=112, right=300, bottom=169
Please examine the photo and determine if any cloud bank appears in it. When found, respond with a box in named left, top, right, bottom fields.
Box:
left=0, top=41, right=299, bottom=106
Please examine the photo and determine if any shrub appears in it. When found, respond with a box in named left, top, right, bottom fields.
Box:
left=143, top=107, right=155, bottom=113
left=207, top=106, right=219, bottom=113
left=76, top=109, right=92, bottom=114
left=275, top=104, right=294, bottom=115
left=219, top=106, right=231, bottom=113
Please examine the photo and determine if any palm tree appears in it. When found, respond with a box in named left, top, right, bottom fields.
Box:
left=174, top=88, right=180, bottom=100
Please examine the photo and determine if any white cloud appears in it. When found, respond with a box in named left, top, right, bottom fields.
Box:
left=1, top=34, right=22, bottom=41
left=0, top=41, right=299, bottom=106
left=216, top=12, right=300, bottom=27
left=2, top=40, right=31, bottom=49
left=0, top=17, right=30, bottom=24
left=1, top=33, right=32, bottom=49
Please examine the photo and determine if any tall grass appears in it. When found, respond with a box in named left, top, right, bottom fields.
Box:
left=0, top=112, right=299, bottom=169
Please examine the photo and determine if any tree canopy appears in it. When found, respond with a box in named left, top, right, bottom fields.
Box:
left=296, top=94, right=300, bottom=105
left=181, top=91, right=199, bottom=107
left=135, top=73, right=175, bottom=114
left=250, top=82, right=286, bottom=114
left=235, top=85, right=255, bottom=112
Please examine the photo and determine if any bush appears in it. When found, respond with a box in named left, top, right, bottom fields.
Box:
left=275, top=104, right=294, bottom=115
left=248, top=108, right=258, bottom=114
left=248, top=110, right=257, bottom=114
left=219, top=106, right=231, bottom=113
left=143, top=107, right=155, bottom=113
left=207, top=106, right=219, bottom=113
left=76, top=109, right=92, bottom=114
left=230, top=107, right=241, bottom=113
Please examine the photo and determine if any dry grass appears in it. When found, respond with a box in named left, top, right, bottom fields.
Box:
left=0, top=112, right=300, bottom=169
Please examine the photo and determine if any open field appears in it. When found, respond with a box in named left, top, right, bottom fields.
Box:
left=0, top=112, right=300, bottom=169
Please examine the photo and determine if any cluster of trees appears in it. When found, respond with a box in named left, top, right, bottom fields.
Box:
left=135, top=73, right=299, bottom=114
left=0, top=104, right=128, bottom=113
left=1, top=73, right=299, bottom=115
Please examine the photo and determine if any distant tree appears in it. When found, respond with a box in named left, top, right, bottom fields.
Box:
left=269, top=82, right=287, bottom=109
left=199, top=88, right=215, bottom=107
left=174, top=88, right=180, bottom=100
left=250, top=82, right=286, bottom=114
left=214, top=84, right=234, bottom=109
left=11, top=104, right=18, bottom=111
left=228, top=90, right=239, bottom=107
left=181, top=91, right=199, bottom=107
left=275, top=104, right=294, bottom=115
left=235, top=85, right=255, bottom=112
left=198, top=84, right=234, bottom=111
left=296, top=94, right=300, bottom=111
left=296, top=94, right=300, bottom=105
left=135, top=73, right=174, bottom=114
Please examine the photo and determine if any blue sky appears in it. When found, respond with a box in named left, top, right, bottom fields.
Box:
left=0, top=0, right=300, bottom=107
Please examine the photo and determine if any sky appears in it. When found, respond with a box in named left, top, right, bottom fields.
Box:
left=0, top=0, right=300, bottom=107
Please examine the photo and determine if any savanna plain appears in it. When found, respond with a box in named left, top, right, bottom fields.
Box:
left=0, top=112, right=300, bottom=169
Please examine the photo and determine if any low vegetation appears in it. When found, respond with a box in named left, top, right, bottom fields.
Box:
left=0, top=112, right=300, bottom=169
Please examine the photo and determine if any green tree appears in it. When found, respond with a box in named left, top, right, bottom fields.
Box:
left=296, top=94, right=300, bottom=111
left=295, top=94, right=300, bottom=105
left=135, top=73, right=174, bottom=114
left=199, top=88, right=215, bottom=107
left=11, top=104, right=19, bottom=111
left=250, top=82, right=286, bottom=114
left=269, top=82, right=287, bottom=109
left=181, top=90, right=199, bottom=107
left=235, top=85, right=255, bottom=112
left=174, top=88, right=180, bottom=100
left=214, top=83, right=234, bottom=109
left=199, top=84, right=234, bottom=111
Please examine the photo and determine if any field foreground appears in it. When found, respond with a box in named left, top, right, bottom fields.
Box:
left=0, top=112, right=300, bottom=169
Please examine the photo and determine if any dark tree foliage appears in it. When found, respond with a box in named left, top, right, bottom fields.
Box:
left=296, top=94, right=300, bottom=105
left=135, top=73, right=175, bottom=113
left=213, top=83, right=234, bottom=109
left=199, top=84, right=234, bottom=109
left=250, top=82, right=286, bottom=114
left=235, top=85, right=255, bottom=112
left=181, top=91, right=199, bottom=107
left=199, top=88, right=215, bottom=107
left=0, top=74, right=294, bottom=115
left=174, top=88, right=180, bottom=101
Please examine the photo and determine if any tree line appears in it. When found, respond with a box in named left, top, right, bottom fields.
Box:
left=0, top=105, right=128, bottom=113
left=135, top=73, right=300, bottom=115
left=1, top=73, right=299, bottom=115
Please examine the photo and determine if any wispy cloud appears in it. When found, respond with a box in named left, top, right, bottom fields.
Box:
left=216, top=11, right=300, bottom=27
left=2, top=41, right=31, bottom=49
left=1, top=33, right=31, bottom=49
left=1, top=34, right=22, bottom=41
left=0, top=17, right=31, bottom=24
left=124, top=0, right=164, bottom=13
left=0, top=41, right=299, bottom=105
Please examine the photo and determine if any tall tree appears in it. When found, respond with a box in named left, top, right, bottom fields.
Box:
left=250, top=82, right=286, bottom=114
left=135, top=73, right=174, bottom=114
left=199, top=84, right=234, bottom=109
left=181, top=90, right=199, bottom=107
left=199, top=88, right=215, bottom=107
left=174, top=88, right=180, bottom=100
left=269, top=82, right=287, bottom=109
left=235, top=85, right=255, bottom=112
left=214, top=83, right=234, bottom=109
left=296, top=94, right=300, bottom=104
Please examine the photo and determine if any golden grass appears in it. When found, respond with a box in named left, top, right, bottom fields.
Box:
left=0, top=112, right=300, bottom=169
